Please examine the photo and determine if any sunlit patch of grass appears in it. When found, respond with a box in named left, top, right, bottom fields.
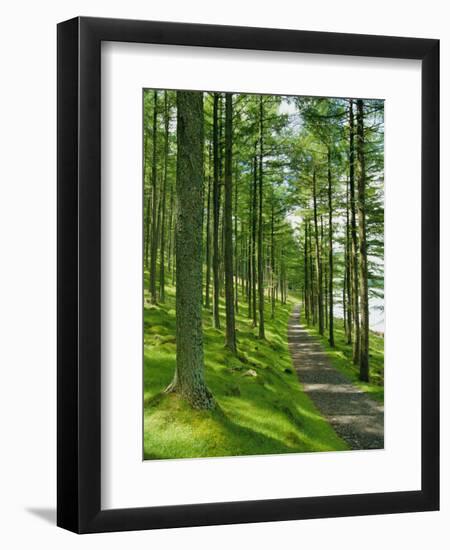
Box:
left=301, top=311, right=384, bottom=403
left=143, top=272, right=348, bottom=460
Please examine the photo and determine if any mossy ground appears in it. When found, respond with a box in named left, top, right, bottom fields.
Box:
left=300, top=310, right=384, bottom=403
left=143, top=276, right=349, bottom=459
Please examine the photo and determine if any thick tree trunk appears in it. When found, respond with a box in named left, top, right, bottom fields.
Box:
left=356, top=99, right=370, bottom=382
left=224, top=93, right=237, bottom=353
left=212, top=93, right=221, bottom=329
left=327, top=149, right=335, bottom=347
left=166, top=91, right=214, bottom=409
left=349, top=99, right=360, bottom=364
left=149, top=90, right=159, bottom=304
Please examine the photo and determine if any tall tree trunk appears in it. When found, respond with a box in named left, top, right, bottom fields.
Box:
left=167, top=175, right=174, bottom=274
left=247, top=169, right=253, bottom=318
left=345, top=176, right=352, bottom=344
left=312, top=168, right=324, bottom=335
left=251, top=150, right=258, bottom=326
left=304, top=221, right=310, bottom=324
left=234, top=164, right=239, bottom=314
left=205, top=141, right=212, bottom=309
left=257, top=97, right=265, bottom=339
left=212, top=93, right=221, bottom=328
left=321, top=215, right=328, bottom=330
left=327, top=148, right=335, bottom=346
left=144, top=127, right=151, bottom=270
left=356, top=99, right=370, bottom=382
left=149, top=90, right=159, bottom=304
left=224, top=93, right=237, bottom=353
left=349, top=99, right=360, bottom=364
left=309, top=219, right=316, bottom=325
left=166, top=91, right=214, bottom=409
left=159, top=91, right=169, bottom=303
left=271, top=191, right=276, bottom=319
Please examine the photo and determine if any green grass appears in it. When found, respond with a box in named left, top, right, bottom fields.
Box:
left=143, top=276, right=348, bottom=460
left=300, top=311, right=384, bottom=403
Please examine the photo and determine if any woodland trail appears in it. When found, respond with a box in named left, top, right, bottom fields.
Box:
left=288, top=304, right=384, bottom=450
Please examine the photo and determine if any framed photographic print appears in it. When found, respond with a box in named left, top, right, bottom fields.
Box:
left=57, top=17, right=439, bottom=533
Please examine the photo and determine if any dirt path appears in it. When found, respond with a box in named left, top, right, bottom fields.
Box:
left=288, top=304, right=384, bottom=450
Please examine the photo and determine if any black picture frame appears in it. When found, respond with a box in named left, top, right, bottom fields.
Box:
left=57, top=16, right=439, bottom=533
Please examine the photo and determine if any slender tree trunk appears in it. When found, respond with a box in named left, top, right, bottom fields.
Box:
left=312, top=168, right=324, bottom=335
left=159, top=92, right=169, bottom=302
left=327, top=148, right=335, bottom=346
left=309, top=220, right=316, bottom=325
left=144, top=128, right=151, bottom=270
left=234, top=164, right=239, bottom=315
left=247, top=171, right=253, bottom=319
left=257, top=97, right=265, bottom=339
left=205, top=141, right=212, bottom=309
left=356, top=99, right=370, bottom=382
left=345, top=176, right=352, bottom=344
left=166, top=91, right=214, bottom=409
left=349, top=100, right=360, bottom=364
left=304, top=221, right=310, bottom=324
left=149, top=90, right=159, bottom=304
left=343, top=270, right=347, bottom=336
left=212, top=93, right=221, bottom=328
left=251, top=150, right=258, bottom=326
left=322, top=215, right=328, bottom=330
left=224, top=93, right=237, bottom=353
left=167, top=176, right=174, bottom=274
left=271, top=192, right=276, bottom=319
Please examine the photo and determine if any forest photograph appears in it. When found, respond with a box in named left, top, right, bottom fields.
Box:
left=143, top=89, right=384, bottom=460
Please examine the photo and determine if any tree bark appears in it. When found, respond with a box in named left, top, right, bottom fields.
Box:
left=327, top=148, right=335, bottom=347
left=159, top=91, right=169, bottom=303
left=304, top=221, right=310, bottom=324
left=251, top=150, right=258, bottom=326
left=205, top=141, right=212, bottom=309
left=312, top=168, right=324, bottom=335
left=258, top=97, right=265, bottom=339
left=224, top=93, right=237, bottom=353
left=356, top=99, right=370, bottom=382
left=212, top=93, right=221, bottom=328
left=345, top=176, right=352, bottom=344
left=271, top=192, right=276, bottom=319
left=234, top=164, right=239, bottom=314
left=149, top=90, right=159, bottom=304
left=166, top=91, right=214, bottom=409
left=349, top=99, right=360, bottom=364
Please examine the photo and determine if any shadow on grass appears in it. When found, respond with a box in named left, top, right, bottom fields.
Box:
left=143, top=392, right=299, bottom=460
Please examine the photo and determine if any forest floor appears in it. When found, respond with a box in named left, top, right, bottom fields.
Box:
left=143, top=280, right=348, bottom=459
left=289, top=305, right=384, bottom=450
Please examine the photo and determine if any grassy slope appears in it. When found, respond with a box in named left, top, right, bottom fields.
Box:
left=143, top=279, right=348, bottom=460
left=300, top=310, right=384, bottom=402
